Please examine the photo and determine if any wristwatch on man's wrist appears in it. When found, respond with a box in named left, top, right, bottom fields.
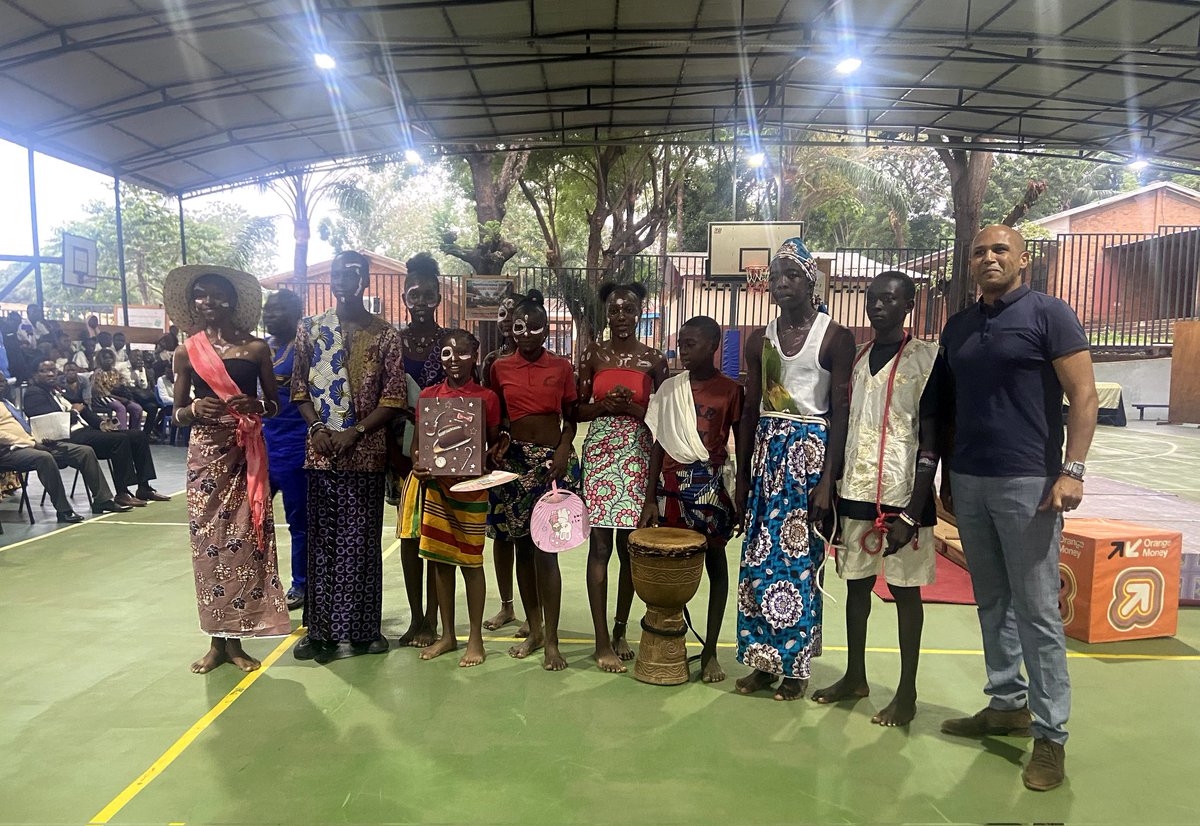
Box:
left=354, top=423, right=366, bottom=436
left=1061, top=461, right=1086, bottom=481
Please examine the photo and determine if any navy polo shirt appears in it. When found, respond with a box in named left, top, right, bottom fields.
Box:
left=941, top=285, right=1089, bottom=477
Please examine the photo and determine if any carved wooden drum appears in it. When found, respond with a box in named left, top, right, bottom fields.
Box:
left=628, top=527, right=707, bottom=685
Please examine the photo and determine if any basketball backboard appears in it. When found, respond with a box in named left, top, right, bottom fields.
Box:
left=707, top=222, right=805, bottom=278
left=61, top=233, right=99, bottom=288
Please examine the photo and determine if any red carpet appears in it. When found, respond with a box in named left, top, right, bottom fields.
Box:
left=871, top=552, right=977, bottom=605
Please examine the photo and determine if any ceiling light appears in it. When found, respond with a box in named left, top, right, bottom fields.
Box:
left=747, top=152, right=766, bottom=168
left=404, top=148, right=423, bottom=165
left=314, top=53, right=336, bottom=70
left=835, top=56, right=863, bottom=75
left=1128, top=157, right=1149, bottom=171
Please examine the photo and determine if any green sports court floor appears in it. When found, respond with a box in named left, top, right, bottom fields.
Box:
left=2, top=427, right=1198, bottom=825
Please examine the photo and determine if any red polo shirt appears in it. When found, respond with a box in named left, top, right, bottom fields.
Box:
left=490, top=350, right=577, bottom=421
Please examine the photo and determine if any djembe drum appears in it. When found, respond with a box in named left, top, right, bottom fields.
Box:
left=628, top=527, right=707, bottom=686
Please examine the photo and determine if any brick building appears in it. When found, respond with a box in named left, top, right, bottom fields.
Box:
left=1034, top=182, right=1200, bottom=331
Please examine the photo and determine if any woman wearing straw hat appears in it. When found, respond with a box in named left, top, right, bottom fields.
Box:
left=166, top=264, right=291, bottom=674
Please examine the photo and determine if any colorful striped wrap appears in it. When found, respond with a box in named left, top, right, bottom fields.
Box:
left=399, top=473, right=490, bottom=567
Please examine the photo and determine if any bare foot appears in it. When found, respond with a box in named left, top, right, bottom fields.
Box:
left=225, top=641, right=261, bottom=673
left=396, top=621, right=421, bottom=647
left=872, top=691, right=917, bottom=727
left=514, top=620, right=530, bottom=639
left=190, top=645, right=229, bottom=674
left=508, top=632, right=544, bottom=659
left=412, top=623, right=438, bottom=648
left=701, top=652, right=726, bottom=683
left=593, top=646, right=627, bottom=673
left=812, top=674, right=871, bottom=704
left=459, top=639, right=486, bottom=668
left=483, top=605, right=516, bottom=631
left=399, top=621, right=438, bottom=648
left=420, top=635, right=458, bottom=661
left=543, top=643, right=567, bottom=671
left=735, top=669, right=778, bottom=695
left=612, top=634, right=635, bottom=662
left=774, top=678, right=808, bottom=701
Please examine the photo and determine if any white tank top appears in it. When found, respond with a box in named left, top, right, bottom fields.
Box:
left=761, top=313, right=832, bottom=417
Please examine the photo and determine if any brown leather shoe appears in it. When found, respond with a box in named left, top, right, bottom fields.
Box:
left=136, top=489, right=172, bottom=502
left=115, top=493, right=147, bottom=508
left=1023, top=738, right=1066, bottom=791
left=941, top=705, right=1033, bottom=737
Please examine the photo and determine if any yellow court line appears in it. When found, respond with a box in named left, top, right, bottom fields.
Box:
left=479, top=636, right=1200, bottom=661
left=87, top=627, right=307, bottom=825
left=89, top=538, right=402, bottom=826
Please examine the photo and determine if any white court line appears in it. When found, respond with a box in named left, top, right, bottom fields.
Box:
left=0, top=489, right=185, bottom=553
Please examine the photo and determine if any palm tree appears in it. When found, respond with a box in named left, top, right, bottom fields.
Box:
left=774, top=139, right=910, bottom=245
left=258, top=170, right=370, bottom=286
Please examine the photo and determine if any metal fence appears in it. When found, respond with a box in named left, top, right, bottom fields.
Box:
left=514, top=229, right=1200, bottom=373
left=829, top=229, right=1200, bottom=350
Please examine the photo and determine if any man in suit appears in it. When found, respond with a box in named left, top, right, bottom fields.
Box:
left=23, top=360, right=169, bottom=507
left=0, top=376, right=132, bottom=520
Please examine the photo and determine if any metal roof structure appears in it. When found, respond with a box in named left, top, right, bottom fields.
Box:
left=3, top=0, right=1200, bottom=195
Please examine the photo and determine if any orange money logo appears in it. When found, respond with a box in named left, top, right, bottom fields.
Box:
left=1058, top=563, right=1077, bottom=626
left=1108, top=567, right=1165, bottom=632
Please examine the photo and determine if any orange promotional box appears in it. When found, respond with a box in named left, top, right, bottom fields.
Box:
left=1058, top=519, right=1182, bottom=643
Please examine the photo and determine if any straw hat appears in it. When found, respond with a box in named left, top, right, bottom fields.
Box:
left=163, top=264, right=263, bottom=333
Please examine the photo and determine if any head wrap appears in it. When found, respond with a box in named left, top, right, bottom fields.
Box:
left=772, top=237, right=824, bottom=311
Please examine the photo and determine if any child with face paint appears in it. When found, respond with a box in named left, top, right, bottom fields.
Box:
left=577, top=281, right=669, bottom=673
left=481, top=290, right=528, bottom=636
left=396, top=252, right=448, bottom=649
left=488, top=290, right=582, bottom=671
left=402, top=330, right=506, bottom=667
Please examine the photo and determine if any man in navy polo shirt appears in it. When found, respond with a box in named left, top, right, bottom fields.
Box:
left=939, top=224, right=1098, bottom=791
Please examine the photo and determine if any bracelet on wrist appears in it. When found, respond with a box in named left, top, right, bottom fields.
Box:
left=896, top=511, right=918, bottom=528
left=308, top=420, right=327, bottom=433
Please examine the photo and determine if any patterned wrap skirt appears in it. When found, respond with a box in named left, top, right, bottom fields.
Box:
left=303, top=470, right=386, bottom=643
left=582, top=415, right=651, bottom=529
left=487, top=440, right=582, bottom=541
left=736, top=415, right=828, bottom=679
left=187, top=420, right=290, bottom=638
left=656, top=460, right=735, bottom=543
left=399, top=473, right=489, bottom=568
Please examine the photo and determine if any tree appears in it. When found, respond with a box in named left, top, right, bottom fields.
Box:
left=774, top=139, right=909, bottom=236
left=0, top=184, right=275, bottom=315
left=518, top=143, right=695, bottom=344
left=439, top=148, right=531, bottom=275
left=259, top=170, right=368, bottom=284
left=982, top=153, right=1133, bottom=225
left=936, top=140, right=995, bottom=311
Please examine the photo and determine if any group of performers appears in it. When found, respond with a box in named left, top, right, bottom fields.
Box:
left=172, top=226, right=1093, bottom=791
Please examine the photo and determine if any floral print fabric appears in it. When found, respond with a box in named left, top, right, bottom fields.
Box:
left=736, top=416, right=827, bottom=679
left=582, top=415, right=651, bottom=529
left=187, top=420, right=291, bottom=639
left=291, top=309, right=407, bottom=473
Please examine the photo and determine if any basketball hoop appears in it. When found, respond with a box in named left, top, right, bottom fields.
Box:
left=745, top=264, right=770, bottom=292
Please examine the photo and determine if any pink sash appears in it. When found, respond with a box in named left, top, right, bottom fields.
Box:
left=186, top=331, right=269, bottom=544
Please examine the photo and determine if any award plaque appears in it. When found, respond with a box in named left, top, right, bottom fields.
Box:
left=417, top=397, right=485, bottom=477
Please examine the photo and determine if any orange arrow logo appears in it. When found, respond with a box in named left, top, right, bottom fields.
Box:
left=1108, top=568, right=1164, bottom=632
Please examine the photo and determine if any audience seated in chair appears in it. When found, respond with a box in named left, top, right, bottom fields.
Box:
left=23, top=359, right=170, bottom=508
left=0, top=371, right=131, bottom=522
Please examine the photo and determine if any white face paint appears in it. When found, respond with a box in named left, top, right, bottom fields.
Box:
left=496, top=299, right=515, bottom=322
left=511, top=319, right=546, bottom=336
